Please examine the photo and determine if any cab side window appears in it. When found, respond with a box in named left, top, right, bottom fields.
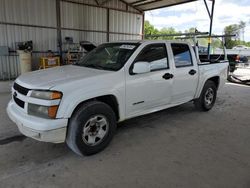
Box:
left=171, top=43, right=193, bottom=67
left=134, top=43, right=168, bottom=71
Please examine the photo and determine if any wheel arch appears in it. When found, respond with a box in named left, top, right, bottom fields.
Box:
left=207, top=76, right=220, bottom=89
left=196, top=75, right=220, bottom=99
left=69, top=95, right=120, bottom=121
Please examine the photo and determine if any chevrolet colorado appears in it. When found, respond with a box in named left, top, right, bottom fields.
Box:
left=7, top=41, right=229, bottom=156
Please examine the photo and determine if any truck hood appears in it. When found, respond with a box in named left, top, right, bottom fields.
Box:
left=16, top=65, right=111, bottom=89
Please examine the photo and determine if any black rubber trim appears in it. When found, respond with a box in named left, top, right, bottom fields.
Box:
left=13, top=95, right=25, bottom=108
left=13, top=82, right=30, bottom=96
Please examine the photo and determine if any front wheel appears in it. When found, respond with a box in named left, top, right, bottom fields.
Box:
left=194, top=80, right=217, bottom=111
left=66, top=101, right=117, bottom=156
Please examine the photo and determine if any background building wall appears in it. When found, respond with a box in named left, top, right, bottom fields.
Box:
left=0, top=0, right=143, bottom=80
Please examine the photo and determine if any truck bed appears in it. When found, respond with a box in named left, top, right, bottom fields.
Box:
left=199, top=54, right=235, bottom=64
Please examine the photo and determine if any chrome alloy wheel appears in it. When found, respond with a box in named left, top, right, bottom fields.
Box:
left=82, top=115, right=109, bottom=146
left=204, top=88, right=214, bottom=106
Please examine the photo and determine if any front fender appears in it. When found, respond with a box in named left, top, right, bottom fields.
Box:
left=56, top=88, right=125, bottom=121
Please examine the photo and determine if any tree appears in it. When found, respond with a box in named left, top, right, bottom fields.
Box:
left=158, top=27, right=181, bottom=40
left=224, top=24, right=239, bottom=48
left=144, top=20, right=181, bottom=39
left=144, top=20, right=159, bottom=39
left=184, top=27, right=196, bottom=33
left=224, top=21, right=248, bottom=48
left=143, top=20, right=247, bottom=49
left=239, top=21, right=246, bottom=41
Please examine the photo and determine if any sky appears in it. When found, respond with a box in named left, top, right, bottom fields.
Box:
left=145, top=0, right=250, bottom=42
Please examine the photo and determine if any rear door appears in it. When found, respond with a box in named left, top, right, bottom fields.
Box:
left=170, top=43, right=198, bottom=104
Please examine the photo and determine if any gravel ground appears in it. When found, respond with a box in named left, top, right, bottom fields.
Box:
left=0, top=81, right=249, bottom=188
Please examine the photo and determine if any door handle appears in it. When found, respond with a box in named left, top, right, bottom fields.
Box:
left=189, top=69, right=197, bottom=75
left=162, top=73, right=174, bottom=80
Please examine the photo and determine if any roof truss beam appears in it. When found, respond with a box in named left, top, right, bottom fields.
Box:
left=134, top=0, right=162, bottom=7
left=100, top=0, right=143, bottom=13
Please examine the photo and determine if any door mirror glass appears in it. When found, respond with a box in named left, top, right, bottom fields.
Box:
left=133, top=61, right=151, bottom=74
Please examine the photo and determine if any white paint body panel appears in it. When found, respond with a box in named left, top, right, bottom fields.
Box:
left=6, top=40, right=229, bottom=143
left=168, top=42, right=199, bottom=104
left=7, top=100, right=67, bottom=143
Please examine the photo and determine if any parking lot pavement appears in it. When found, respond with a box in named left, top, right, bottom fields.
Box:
left=0, top=82, right=250, bottom=188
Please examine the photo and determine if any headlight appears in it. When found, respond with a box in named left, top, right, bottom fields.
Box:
left=30, top=90, right=62, bottom=100
left=28, top=90, right=62, bottom=119
left=28, top=104, right=59, bottom=119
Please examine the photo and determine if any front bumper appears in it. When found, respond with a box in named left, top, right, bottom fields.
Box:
left=7, top=100, right=68, bottom=143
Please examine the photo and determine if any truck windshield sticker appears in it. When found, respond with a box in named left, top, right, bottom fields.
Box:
left=120, top=45, right=136, bottom=50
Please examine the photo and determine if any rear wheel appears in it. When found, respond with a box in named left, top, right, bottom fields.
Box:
left=194, top=80, right=217, bottom=111
left=66, top=101, right=117, bottom=156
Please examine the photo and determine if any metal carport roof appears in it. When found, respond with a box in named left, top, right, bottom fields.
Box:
left=120, top=0, right=198, bottom=11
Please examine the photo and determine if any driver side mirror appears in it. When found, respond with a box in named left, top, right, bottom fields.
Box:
left=132, top=61, right=151, bottom=74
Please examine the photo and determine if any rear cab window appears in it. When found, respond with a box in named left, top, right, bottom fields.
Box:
left=171, top=43, right=193, bottom=68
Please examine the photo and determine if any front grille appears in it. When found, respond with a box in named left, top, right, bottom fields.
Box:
left=13, top=95, right=25, bottom=108
left=13, top=82, right=30, bottom=96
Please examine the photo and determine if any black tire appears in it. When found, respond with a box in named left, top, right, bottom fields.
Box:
left=66, top=101, right=117, bottom=156
left=194, top=80, right=217, bottom=111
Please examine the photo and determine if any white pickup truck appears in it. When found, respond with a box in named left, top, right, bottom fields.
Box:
left=7, top=41, right=228, bottom=156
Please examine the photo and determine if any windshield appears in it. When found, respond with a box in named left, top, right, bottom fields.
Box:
left=74, top=43, right=139, bottom=71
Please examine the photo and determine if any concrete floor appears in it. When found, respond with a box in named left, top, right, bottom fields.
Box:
left=0, top=81, right=250, bottom=188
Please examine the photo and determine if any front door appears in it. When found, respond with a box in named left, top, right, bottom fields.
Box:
left=125, top=43, right=173, bottom=118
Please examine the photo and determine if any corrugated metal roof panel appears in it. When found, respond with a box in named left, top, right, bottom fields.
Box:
left=65, top=0, right=140, bottom=13
left=120, top=0, right=197, bottom=11
left=62, top=30, right=107, bottom=46
left=105, top=0, right=127, bottom=10
left=6, top=25, right=57, bottom=51
left=0, top=25, right=8, bottom=46
left=110, top=10, right=142, bottom=34
left=0, top=0, right=151, bottom=80
left=61, top=1, right=107, bottom=31
left=62, top=0, right=96, bottom=5
left=1, top=0, right=57, bottom=27
left=109, top=33, right=141, bottom=41
left=0, top=55, right=20, bottom=80
left=60, top=0, right=196, bottom=13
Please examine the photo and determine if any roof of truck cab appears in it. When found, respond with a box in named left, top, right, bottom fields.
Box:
left=114, top=40, right=191, bottom=44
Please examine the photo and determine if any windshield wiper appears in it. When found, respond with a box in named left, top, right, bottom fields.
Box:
left=73, top=61, right=80, bottom=65
left=84, top=64, right=105, bottom=70
left=75, top=63, right=116, bottom=71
